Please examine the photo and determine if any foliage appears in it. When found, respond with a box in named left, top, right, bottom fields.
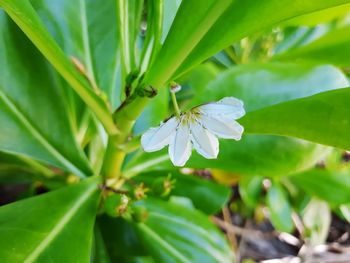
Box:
left=1, top=0, right=350, bottom=262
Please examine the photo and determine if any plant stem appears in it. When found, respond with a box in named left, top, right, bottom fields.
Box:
left=171, top=91, right=181, bottom=118
left=102, top=96, right=150, bottom=179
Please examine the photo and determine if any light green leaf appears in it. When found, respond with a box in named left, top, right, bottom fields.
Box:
left=0, top=177, right=100, bottom=262
left=276, top=25, right=350, bottom=67
left=239, top=176, right=263, bottom=209
left=132, top=198, right=234, bottom=263
left=173, top=0, right=350, bottom=78
left=0, top=13, right=92, bottom=177
left=290, top=169, right=350, bottom=205
left=242, top=87, right=350, bottom=150
left=0, top=0, right=117, bottom=134
left=266, top=182, right=294, bottom=233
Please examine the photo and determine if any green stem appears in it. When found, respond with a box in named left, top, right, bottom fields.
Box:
left=171, top=91, right=181, bottom=118
left=102, top=96, right=150, bottom=179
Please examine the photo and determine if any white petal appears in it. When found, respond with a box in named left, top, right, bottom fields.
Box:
left=199, top=115, right=244, bottom=140
left=141, top=117, right=178, bottom=152
left=190, top=121, right=219, bottom=159
left=198, top=97, right=245, bottom=120
left=168, top=120, right=192, bottom=166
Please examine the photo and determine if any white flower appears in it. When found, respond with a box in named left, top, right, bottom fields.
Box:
left=141, top=97, right=245, bottom=166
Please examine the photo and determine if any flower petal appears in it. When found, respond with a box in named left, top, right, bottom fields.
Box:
left=168, top=120, right=192, bottom=166
left=198, top=97, right=245, bottom=120
left=190, top=121, right=218, bottom=159
left=141, top=117, right=178, bottom=152
left=199, top=115, right=244, bottom=140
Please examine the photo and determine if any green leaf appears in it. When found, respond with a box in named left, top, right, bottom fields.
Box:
left=31, top=0, right=121, bottom=109
left=239, top=176, right=263, bottom=209
left=290, top=169, right=350, bottom=205
left=266, top=182, right=294, bottom=233
left=242, top=87, right=350, bottom=150
left=147, top=0, right=350, bottom=86
left=0, top=13, right=92, bottom=177
left=0, top=177, right=100, bottom=262
left=191, top=63, right=348, bottom=111
left=276, top=25, right=350, bottom=67
left=97, top=216, right=147, bottom=262
left=131, top=198, right=234, bottom=263
left=283, top=4, right=350, bottom=26
left=135, top=172, right=231, bottom=214
left=0, top=0, right=117, bottom=134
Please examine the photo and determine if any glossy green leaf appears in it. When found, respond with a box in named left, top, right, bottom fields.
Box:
left=0, top=0, right=117, bottom=134
left=284, top=4, right=350, bottom=26
left=0, top=13, right=92, bottom=177
left=131, top=198, right=234, bottom=263
left=134, top=171, right=231, bottom=214
left=173, top=0, right=350, bottom=79
left=266, top=182, right=294, bottom=233
left=0, top=177, right=100, bottom=262
left=31, top=0, right=121, bottom=109
left=290, top=169, right=350, bottom=205
left=242, top=87, right=350, bottom=150
left=97, top=216, right=148, bottom=262
left=276, top=25, right=350, bottom=67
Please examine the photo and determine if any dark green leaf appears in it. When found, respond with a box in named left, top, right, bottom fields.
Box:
left=0, top=13, right=92, bottom=177
left=0, top=177, right=100, bottom=262
left=290, top=169, right=350, bottom=205
left=131, top=198, right=234, bottom=263
left=242, top=87, right=350, bottom=150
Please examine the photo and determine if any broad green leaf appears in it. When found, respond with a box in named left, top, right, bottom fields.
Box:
left=241, top=87, right=350, bottom=150
left=97, top=216, right=148, bottom=262
left=0, top=0, right=117, bottom=134
left=31, top=0, right=121, bottom=109
left=0, top=177, right=100, bottom=262
left=134, top=171, right=231, bottom=214
left=266, top=182, right=294, bottom=233
left=284, top=4, right=350, bottom=26
left=276, top=25, right=350, bottom=67
left=340, top=204, right=350, bottom=223
left=290, top=169, right=350, bottom=205
left=0, top=13, right=92, bottom=177
left=173, top=0, right=350, bottom=79
left=191, top=63, right=349, bottom=111
left=131, top=198, right=234, bottom=263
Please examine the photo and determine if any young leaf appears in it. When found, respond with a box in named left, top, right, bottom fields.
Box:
left=0, top=13, right=92, bottom=177
left=0, top=177, right=101, bottom=262
left=131, top=198, right=234, bottom=263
